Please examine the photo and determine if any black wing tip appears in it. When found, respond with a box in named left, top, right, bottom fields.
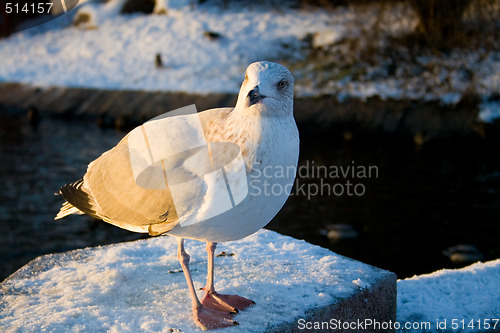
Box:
left=58, top=179, right=101, bottom=219
left=59, top=178, right=83, bottom=196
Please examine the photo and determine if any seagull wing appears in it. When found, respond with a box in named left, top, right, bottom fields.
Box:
left=56, top=107, right=234, bottom=236
left=57, top=133, right=178, bottom=235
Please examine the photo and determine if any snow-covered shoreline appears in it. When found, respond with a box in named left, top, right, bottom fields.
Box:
left=397, top=259, right=500, bottom=333
left=1, top=0, right=499, bottom=121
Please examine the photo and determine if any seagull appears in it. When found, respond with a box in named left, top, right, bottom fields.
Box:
left=55, top=61, right=299, bottom=330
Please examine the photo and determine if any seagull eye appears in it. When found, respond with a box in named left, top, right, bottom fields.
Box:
left=277, top=79, right=287, bottom=90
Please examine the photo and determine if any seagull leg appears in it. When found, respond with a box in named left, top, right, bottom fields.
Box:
left=176, top=237, right=238, bottom=330
left=201, top=242, right=255, bottom=313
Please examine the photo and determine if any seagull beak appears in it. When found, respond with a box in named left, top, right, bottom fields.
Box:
left=247, top=86, right=265, bottom=106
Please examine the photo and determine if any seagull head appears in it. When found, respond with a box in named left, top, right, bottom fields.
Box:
left=235, top=61, right=294, bottom=118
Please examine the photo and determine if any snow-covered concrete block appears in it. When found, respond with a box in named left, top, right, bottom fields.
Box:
left=0, top=229, right=396, bottom=332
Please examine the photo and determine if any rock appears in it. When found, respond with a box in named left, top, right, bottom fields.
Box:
left=443, top=245, right=484, bottom=265
left=323, top=224, right=358, bottom=242
left=155, top=53, right=163, bottom=68
left=204, top=31, right=223, bottom=41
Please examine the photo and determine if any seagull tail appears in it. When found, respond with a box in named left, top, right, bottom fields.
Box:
left=55, top=201, right=84, bottom=220
left=54, top=179, right=152, bottom=234
left=55, top=179, right=101, bottom=220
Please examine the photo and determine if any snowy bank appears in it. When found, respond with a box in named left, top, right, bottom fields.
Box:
left=1, top=0, right=500, bottom=132
left=0, top=2, right=321, bottom=94
left=0, top=229, right=396, bottom=332
left=397, top=259, right=500, bottom=333
left=0, top=0, right=499, bottom=118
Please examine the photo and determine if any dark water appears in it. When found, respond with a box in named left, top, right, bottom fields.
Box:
left=1, top=112, right=500, bottom=281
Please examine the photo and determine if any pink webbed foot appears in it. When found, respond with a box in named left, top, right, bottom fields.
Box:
left=193, top=305, right=238, bottom=330
left=202, top=292, right=255, bottom=314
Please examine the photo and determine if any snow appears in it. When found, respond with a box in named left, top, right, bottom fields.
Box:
left=0, top=229, right=387, bottom=332
left=352, top=278, right=370, bottom=290
left=0, top=1, right=330, bottom=93
left=0, top=0, right=499, bottom=114
left=1, top=227, right=499, bottom=332
left=397, top=259, right=500, bottom=333
left=311, top=29, right=344, bottom=49
left=478, top=100, right=500, bottom=123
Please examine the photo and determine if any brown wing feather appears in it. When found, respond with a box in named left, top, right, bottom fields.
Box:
left=56, top=134, right=178, bottom=235
left=85, top=134, right=179, bottom=234
left=56, top=107, right=234, bottom=235
left=58, top=179, right=102, bottom=220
